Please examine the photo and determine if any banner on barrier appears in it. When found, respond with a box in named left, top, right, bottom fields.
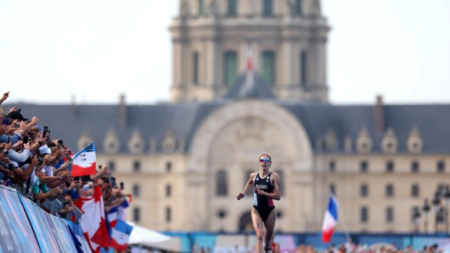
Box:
left=0, top=185, right=40, bottom=253
left=19, top=194, right=61, bottom=252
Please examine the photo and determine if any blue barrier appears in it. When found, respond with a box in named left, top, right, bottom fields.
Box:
left=0, top=185, right=91, bottom=253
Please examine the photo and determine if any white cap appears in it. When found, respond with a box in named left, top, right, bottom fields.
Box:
left=39, top=145, right=51, bottom=155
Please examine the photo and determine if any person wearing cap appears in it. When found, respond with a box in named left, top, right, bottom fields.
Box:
left=0, top=110, right=39, bottom=145
left=5, top=135, right=46, bottom=164
left=37, top=144, right=70, bottom=189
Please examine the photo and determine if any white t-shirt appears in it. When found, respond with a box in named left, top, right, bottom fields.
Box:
left=23, top=164, right=38, bottom=188
left=40, top=165, right=53, bottom=177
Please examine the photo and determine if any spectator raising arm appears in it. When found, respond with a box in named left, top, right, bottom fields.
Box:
left=13, top=156, right=38, bottom=182
left=91, top=165, right=108, bottom=182
left=0, top=91, right=9, bottom=106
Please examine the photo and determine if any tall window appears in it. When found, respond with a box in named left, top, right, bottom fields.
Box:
left=216, top=170, right=228, bottom=196
left=300, top=51, right=307, bottom=87
left=193, top=52, right=199, bottom=84
left=227, top=0, right=237, bottom=16
left=411, top=206, right=420, bottom=223
left=329, top=161, right=335, bottom=172
left=166, top=162, right=172, bottom=173
left=133, top=184, right=140, bottom=198
left=263, top=0, right=273, bottom=16
left=108, top=161, right=115, bottom=172
left=133, top=160, right=141, bottom=172
left=198, top=0, right=205, bottom=15
left=386, top=184, right=394, bottom=197
left=245, top=170, right=253, bottom=196
left=360, top=161, right=368, bottom=173
left=360, top=184, right=368, bottom=198
left=386, top=161, right=394, bottom=173
left=411, top=184, right=419, bottom=198
left=386, top=207, right=394, bottom=223
left=224, top=51, right=238, bottom=86
left=166, top=207, right=171, bottom=222
left=262, top=51, right=276, bottom=85
left=437, top=161, right=445, bottom=173
left=329, top=184, right=335, bottom=195
left=166, top=184, right=171, bottom=197
left=133, top=207, right=140, bottom=222
left=360, top=207, right=368, bottom=223
left=296, top=0, right=303, bottom=15
left=411, top=161, right=419, bottom=173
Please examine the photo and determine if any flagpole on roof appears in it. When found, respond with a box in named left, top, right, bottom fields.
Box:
left=331, top=191, right=351, bottom=242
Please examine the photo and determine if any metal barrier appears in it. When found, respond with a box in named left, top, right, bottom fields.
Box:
left=0, top=185, right=91, bottom=253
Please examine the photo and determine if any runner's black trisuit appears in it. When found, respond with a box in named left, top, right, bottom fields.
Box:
left=253, top=171, right=275, bottom=222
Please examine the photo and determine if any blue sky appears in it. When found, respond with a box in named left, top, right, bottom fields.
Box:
left=0, top=0, right=449, bottom=105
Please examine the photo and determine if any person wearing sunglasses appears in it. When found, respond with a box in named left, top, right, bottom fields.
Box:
left=236, top=154, right=281, bottom=253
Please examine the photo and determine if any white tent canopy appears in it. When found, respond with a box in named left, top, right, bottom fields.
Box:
left=127, top=222, right=170, bottom=245
left=127, top=222, right=182, bottom=251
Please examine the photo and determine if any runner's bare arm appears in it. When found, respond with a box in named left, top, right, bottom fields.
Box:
left=237, top=173, right=255, bottom=200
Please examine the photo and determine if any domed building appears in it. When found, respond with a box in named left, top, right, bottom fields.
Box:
left=16, top=0, right=450, bottom=234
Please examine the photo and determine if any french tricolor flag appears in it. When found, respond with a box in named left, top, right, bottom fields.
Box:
left=322, top=193, right=339, bottom=243
left=71, top=142, right=97, bottom=177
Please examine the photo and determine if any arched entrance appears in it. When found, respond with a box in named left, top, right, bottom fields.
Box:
left=188, top=100, right=314, bottom=231
left=239, top=211, right=253, bottom=232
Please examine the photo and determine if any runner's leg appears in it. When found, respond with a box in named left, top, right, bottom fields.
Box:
left=263, top=209, right=276, bottom=252
left=251, top=208, right=265, bottom=253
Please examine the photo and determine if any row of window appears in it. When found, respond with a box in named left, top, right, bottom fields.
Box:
left=197, top=0, right=304, bottom=17
left=106, top=161, right=172, bottom=173
left=216, top=170, right=284, bottom=196
left=330, top=183, right=422, bottom=198
left=360, top=206, right=422, bottom=223
left=133, top=207, right=172, bottom=223
left=132, top=184, right=171, bottom=198
left=329, top=160, right=446, bottom=173
left=133, top=205, right=419, bottom=224
left=193, top=51, right=307, bottom=87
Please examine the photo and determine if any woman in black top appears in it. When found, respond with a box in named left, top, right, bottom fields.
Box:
left=237, top=154, right=281, bottom=253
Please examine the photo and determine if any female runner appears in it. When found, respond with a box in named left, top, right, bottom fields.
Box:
left=237, top=154, right=281, bottom=253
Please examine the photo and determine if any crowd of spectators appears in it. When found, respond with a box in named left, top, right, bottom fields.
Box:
left=0, top=91, right=127, bottom=221
left=190, top=241, right=448, bottom=253
left=298, top=241, right=447, bottom=253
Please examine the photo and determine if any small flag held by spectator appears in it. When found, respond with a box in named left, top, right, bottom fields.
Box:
left=322, top=193, right=339, bottom=243
left=71, top=142, right=96, bottom=177
left=109, top=219, right=133, bottom=251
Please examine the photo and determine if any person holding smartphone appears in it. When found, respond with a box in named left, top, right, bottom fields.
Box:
left=237, top=154, right=281, bottom=253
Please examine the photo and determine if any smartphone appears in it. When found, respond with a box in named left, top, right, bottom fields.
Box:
left=14, top=122, right=20, bottom=128
left=74, top=176, right=80, bottom=183
left=23, top=136, right=29, bottom=144
left=120, top=182, right=124, bottom=190
left=42, top=126, right=49, bottom=137
left=58, top=139, right=63, bottom=146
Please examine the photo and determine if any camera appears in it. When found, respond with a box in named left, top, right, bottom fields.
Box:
left=37, top=157, right=43, bottom=165
left=74, top=176, right=81, bottom=183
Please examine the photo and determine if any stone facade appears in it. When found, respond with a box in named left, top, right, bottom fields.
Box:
left=169, top=0, right=329, bottom=103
